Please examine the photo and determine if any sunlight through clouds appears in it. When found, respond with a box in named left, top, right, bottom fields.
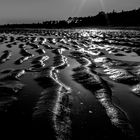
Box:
left=0, top=0, right=140, bottom=24
left=74, top=0, right=87, bottom=16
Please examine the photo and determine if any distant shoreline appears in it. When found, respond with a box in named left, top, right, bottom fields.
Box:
left=0, top=8, right=140, bottom=31
left=69, top=26, right=140, bottom=31
left=0, top=26, right=140, bottom=31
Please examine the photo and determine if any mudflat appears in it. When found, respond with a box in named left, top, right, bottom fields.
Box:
left=0, top=29, right=140, bottom=140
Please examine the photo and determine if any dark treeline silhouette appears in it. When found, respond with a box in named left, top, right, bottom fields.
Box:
left=0, top=8, right=140, bottom=29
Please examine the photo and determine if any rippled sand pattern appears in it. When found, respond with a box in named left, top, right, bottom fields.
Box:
left=0, top=29, right=140, bottom=139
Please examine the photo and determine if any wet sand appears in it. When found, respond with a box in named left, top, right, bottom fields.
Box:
left=0, top=29, right=140, bottom=139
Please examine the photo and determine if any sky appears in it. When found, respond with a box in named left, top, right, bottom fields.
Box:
left=0, top=0, right=140, bottom=24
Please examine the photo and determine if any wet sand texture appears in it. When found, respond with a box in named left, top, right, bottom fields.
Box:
left=0, top=29, right=140, bottom=140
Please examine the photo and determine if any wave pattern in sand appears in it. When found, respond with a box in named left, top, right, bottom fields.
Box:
left=0, top=29, right=140, bottom=139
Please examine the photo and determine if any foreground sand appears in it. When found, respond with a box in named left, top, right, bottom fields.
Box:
left=0, top=29, right=140, bottom=139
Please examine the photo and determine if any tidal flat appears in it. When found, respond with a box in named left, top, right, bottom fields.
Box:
left=0, top=28, right=140, bottom=140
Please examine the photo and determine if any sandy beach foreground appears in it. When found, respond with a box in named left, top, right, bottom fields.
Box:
left=0, top=29, right=140, bottom=139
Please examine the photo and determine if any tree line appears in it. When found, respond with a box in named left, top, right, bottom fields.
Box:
left=0, top=8, right=140, bottom=28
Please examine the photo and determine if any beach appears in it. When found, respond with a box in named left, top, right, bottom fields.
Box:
left=0, top=28, right=140, bottom=139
